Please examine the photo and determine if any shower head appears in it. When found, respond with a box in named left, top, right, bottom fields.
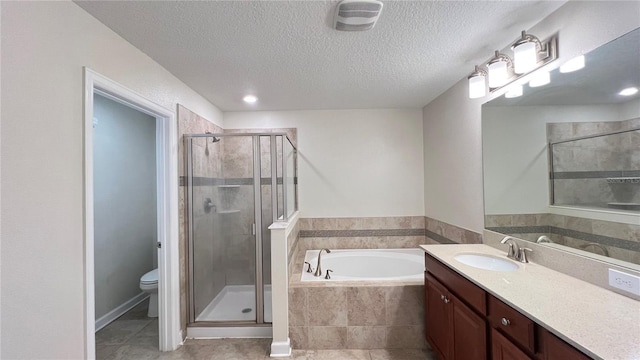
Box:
left=204, top=132, right=221, bottom=143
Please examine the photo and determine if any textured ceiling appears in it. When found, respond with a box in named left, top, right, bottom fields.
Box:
left=488, top=28, right=640, bottom=107
left=76, top=0, right=566, bottom=111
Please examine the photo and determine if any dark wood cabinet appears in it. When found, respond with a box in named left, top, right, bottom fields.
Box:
left=424, top=253, right=593, bottom=360
left=425, top=272, right=486, bottom=360
left=539, top=328, right=592, bottom=360
left=425, top=272, right=452, bottom=359
left=491, top=328, right=533, bottom=360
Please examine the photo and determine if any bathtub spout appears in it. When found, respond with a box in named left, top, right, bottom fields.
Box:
left=314, top=248, right=331, bottom=277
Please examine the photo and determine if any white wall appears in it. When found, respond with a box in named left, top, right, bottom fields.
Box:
left=0, top=2, right=223, bottom=358
left=423, top=1, right=640, bottom=233
left=482, top=104, right=623, bottom=215
left=93, top=94, right=157, bottom=319
left=225, top=109, right=425, bottom=217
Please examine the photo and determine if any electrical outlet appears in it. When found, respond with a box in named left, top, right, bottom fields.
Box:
left=608, top=269, right=640, bottom=296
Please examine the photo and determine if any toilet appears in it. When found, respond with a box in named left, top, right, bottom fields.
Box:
left=139, top=269, right=159, bottom=318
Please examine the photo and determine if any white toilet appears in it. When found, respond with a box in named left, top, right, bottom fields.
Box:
left=139, top=269, right=159, bottom=318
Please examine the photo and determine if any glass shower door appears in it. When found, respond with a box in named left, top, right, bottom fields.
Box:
left=187, top=135, right=257, bottom=323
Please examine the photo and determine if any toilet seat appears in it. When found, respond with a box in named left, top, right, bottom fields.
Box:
left=140, top=269, right=158, bottom=285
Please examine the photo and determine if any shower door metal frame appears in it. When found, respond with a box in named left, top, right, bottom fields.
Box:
left=185, top=133, right=296, bottom=327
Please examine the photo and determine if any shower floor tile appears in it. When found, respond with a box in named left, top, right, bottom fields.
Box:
left=196, top=285, right=273, bottom=322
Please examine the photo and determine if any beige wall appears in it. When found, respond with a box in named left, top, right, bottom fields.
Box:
left=422, top=1, right=640, bottom=233
left=0, top=2, right=222, bottom=358
left=225, top=109, right=425, bottom=218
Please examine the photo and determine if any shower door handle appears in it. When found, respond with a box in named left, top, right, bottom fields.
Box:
left=252, top=223, right=256, bottom=236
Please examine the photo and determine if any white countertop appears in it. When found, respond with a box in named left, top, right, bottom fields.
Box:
left=420, top=244, right=640, bottom=360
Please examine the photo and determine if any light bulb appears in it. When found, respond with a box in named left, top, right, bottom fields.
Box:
left=505, top=84, right=523, bottom=98
left=468, top=73, right=486, bottom=99
left=529, top=71, right=550, bottom=87
left=513, top=41, right=537, bottom=74
left=559, top=55, right=585, bottom=73
left=243, top=95, right=258, bottom=104
left=619, top=87, right=638, bottom=96
left=488, top=59, right=508, bottom=88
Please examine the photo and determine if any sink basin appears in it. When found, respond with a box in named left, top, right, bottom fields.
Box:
left=454, top=253, right=519, bottom=272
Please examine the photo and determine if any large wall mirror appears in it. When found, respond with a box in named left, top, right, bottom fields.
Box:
left=482, top=28, right=640, bottom=270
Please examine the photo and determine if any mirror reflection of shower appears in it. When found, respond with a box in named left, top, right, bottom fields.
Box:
left=184, top=132, right=297, bottom=329
left=548, top=120, right=640, bottom=213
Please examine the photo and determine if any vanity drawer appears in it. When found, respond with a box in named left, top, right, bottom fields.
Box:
left=488, top=295, right=535, bottom=353
left=425, top=253, right=486, bottom=315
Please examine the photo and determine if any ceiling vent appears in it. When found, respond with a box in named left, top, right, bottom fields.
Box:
left=334, top=0, right=383, bottom=31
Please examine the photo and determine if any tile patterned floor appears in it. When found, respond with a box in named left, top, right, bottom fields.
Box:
left=97, top=300, right=437, bottom=360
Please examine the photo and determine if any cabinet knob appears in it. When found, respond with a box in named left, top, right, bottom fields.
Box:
left=501, top=318, right=510, bottom=326
left=440, top=294, right=445, bottom=301
left=443, top=297, right=450, bottom=304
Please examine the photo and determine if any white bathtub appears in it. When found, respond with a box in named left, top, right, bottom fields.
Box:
left=301, top=248, right=424, bottom=282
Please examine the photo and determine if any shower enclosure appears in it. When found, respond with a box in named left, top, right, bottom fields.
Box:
left=549, top=126, right=639, bottom=212
left=184, top=133, right=297, bottom=327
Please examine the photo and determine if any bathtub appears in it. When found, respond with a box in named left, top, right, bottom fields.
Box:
left=301, top=248, right=424, bottom=282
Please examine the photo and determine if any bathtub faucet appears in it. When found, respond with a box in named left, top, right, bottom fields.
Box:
left=314, top=248, right=331, bottom=277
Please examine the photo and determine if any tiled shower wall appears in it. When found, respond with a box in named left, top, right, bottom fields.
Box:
left=178, top=105, right=224, bottom=332
left=178, top=105, right=298, bottom=331
left=548, top=118, right=640, bottom=209
left=485, top=213, right=640, bottom=265
left=288, top=216, right=482, bottom=350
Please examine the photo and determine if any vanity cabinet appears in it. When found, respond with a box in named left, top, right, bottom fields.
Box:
left=425, top=253, right=592, bottom=360
left=425, top=272, right=487, bottom=360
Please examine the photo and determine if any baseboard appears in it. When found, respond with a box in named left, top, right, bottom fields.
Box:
left=187, top=326, right=272, bottom=339
left=270, top=338, right=292, bottom=358
left=95, top=292, right=149, bottom=332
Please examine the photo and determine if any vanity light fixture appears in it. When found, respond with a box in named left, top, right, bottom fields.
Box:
left=559, top=55, right=585, bottom=73
left=504, top=84, right=523, bottom=98
left=467, top=30, right=558, bottom=99
left=512, top=31, right=543, bottom=74
left=468, top=66, right=487, bottom=99
left=619, top=87, right=638, bottom=96
left=529, top=70, right=550, bottom=87
left=487, top=51, right=513, bottom=88
left=243, top=95, right=258, bottom=104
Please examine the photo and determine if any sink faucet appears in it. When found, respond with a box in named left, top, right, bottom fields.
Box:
left=500, top=236, right=532, bottom=263
left=314, top=248, right=331, bottom=277
left=536, top=235, right=553, bottom=244
left=500, top=236, right=520, bottom=260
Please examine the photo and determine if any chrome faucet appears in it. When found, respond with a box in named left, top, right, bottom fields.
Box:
left=536, top=235, right=553, bottom=244
left=580, top=242, right=609, bottom=256
left=500, top=236, right=520, bottom=260
left=314, top=248, right=331, bottom=277
left=500, top=236, right=532, bottom=263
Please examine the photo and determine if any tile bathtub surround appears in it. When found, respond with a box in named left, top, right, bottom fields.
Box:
left=424, top=216, right=482, bottom=245
left=297, top=217, right=427, bottom=252
left=288, top=285, right=427, bottom=350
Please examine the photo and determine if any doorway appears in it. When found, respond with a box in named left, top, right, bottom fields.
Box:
left=84, top=68, right=181, bottom=358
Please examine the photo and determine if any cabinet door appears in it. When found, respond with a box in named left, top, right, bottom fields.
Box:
left=492, top=328, right=532, bottom=360
left=426, top=272, right=452, bottom=360
left=542, top=329, right=591, bottom=360
left=452, top=293, right=487, bottom=360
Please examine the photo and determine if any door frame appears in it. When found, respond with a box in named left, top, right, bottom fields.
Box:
left=83, top=68, right=181, bottom=357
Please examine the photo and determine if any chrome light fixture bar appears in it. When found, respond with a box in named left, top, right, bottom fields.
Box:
left=467, top=31, right=558, bottom=98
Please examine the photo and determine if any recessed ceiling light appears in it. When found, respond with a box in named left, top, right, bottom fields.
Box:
left=243, top=95, right=258, bottom=104
left=619, top=87, right=638, bottom=96
left=559, top=55, right=585, bottom=73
